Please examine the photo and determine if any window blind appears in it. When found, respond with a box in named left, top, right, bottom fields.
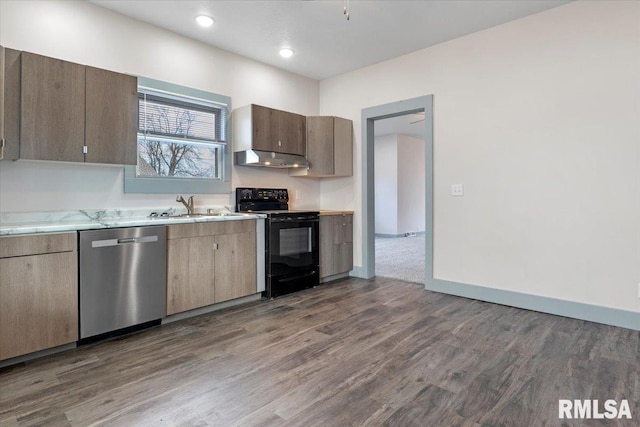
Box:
left=138, top=89, right=227, bottom=143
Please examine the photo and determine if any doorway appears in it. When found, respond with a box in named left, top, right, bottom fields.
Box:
left=359, top=95, right=433, bottom=283
left=374, top=114, right=426, bottom=283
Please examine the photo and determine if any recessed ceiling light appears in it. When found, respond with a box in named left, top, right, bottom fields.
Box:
left=196, top=15, right=214, bottom=27
left=279, top=48, right=294, bottom=58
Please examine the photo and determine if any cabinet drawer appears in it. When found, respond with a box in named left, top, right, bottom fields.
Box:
left=0, top=232, right=77, bottom=258
left=167, top=219, right=255, bottom=240
left=223, top=219, right=255, bottom=235
left=167, top=222, right=225, bottom=239
left=332, top=215, right=353, bottom=245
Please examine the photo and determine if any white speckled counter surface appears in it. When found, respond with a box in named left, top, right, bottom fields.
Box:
left=0, top=208, right=266, bottom=236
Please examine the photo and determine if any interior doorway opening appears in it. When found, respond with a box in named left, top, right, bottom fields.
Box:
left=373, top=114, right=426, bottom=283
left=359, top=95, right=433, bottom=284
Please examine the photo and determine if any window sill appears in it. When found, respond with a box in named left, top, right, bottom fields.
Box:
left=123, top=165, right=231, bottom=194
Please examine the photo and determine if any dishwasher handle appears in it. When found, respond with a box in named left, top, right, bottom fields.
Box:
left=91, top=235, right=159, bottom=248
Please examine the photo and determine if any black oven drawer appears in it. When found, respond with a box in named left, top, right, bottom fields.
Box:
left=266, top=268, right=319, bottom=299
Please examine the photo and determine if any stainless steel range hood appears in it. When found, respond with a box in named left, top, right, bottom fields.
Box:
left=234, top=150, right=310, bottom=169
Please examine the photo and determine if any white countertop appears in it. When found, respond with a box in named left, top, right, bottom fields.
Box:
left=0, top=208, right=266, bottom=236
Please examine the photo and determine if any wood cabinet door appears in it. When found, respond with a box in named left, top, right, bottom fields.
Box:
left=279, top=110, right=306, bottom=156
left=85, top=67, right=137, bottom=165
left=0, top=45, right=4, bottom=158
left=251, top=104, right=279, bottom=152
left=167, top=236, right=216, bottom=315
left=306, top=116, right=335, bottom=176
left=0, top=47, right=21, bottom=160
left=334, top=241, right=354, bottom=274
left=214, top=231, right=256, bottom=303
left=0, top=48, right=22, bottom=160
left=333, top=117, right=353, bottom=176
left=320, top=214, right=353, bottom=279
left=20, top=52, right=85, bottom=162
left=0, top=251, right=78, bottom=361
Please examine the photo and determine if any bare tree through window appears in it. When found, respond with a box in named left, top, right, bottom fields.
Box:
left=137, top=94, right=222, bottom=179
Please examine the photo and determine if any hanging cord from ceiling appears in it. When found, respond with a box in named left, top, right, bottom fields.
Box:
left=343, top=0, right=350, bottom=20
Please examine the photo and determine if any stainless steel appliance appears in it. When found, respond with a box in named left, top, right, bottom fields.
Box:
left=79, top=226, right=167, bottom=339
left=236, top=188, right=319, bottom=298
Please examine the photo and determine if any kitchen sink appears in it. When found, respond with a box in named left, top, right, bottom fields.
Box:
left=168, top=212, right=249, bottom=219
left=149, top=212, right=252, bottom=220
left=170, top=213, right=216, bottom=218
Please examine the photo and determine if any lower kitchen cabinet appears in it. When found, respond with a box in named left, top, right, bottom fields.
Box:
left=214, top=232, right=257, bottom=302
left=0, top=233, right=78, bottom=361
left=166, top=220, right=257, bottom=315
left=320, top=213, right=354, bottom=279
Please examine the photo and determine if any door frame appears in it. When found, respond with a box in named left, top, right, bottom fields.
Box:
left=358, top=95, right=433, bottom=281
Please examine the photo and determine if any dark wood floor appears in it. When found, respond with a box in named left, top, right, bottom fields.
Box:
left=0, top=277, right=638, bottom=426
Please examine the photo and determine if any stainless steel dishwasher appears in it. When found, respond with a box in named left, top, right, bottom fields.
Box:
left=79, top=226, right=167, bottom=339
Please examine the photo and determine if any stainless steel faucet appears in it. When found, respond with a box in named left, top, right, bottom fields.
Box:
left=176, top=195, right=194, bottom=214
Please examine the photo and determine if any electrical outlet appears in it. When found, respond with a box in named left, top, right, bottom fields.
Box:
left=295, top=190, right=301, bottom=200
left=451, top=184, right=464, bottom=196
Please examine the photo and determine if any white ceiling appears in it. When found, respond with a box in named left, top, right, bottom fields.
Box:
left=375, top=114, right=426, bottom=139
left=90, top=0, right=570, bottom=81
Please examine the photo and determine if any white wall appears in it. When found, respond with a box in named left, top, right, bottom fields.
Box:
left=397, top=135, right=425, bottom=235
left=374, top=134, right=398, bottom=235
left=0, top=0, right=320, bottom=213
left=374, top=134, right=425, bottom=236
left=319, top=1, right=640, bottom=312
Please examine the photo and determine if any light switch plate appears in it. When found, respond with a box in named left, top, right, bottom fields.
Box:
left=451, top=184, right=464, bottom=196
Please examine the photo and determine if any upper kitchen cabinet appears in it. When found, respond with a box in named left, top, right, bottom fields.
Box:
left=85, top=66, right=137, bottom=165
left=289, top=116, right=353, bottom=178
left=1, top=47, right=22, bottom=160
left=0, top=46, right=4, bottom=159
left=20, top=51, right=86, bottom=162
left=234, top=104, right=306, bottom=156
left=278, top=109, right=306, bottom=156
left=1, top=49, right=137, bottom=165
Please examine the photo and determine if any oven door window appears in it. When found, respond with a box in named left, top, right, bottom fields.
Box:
left=279, top=228, right=312, bottom=257
left=270, top=220, right=319, bottom=274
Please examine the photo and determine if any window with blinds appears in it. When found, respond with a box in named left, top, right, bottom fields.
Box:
left=136, top=87, right=228, bottom=180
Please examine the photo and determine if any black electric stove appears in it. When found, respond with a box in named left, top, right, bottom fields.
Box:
left=236, top=188, right=319, bottom=298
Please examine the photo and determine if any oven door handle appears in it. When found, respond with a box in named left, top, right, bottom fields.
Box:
left=278, top=270, right=317, bottom=283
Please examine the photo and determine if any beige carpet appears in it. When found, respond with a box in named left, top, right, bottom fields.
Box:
left=375, top=235, right=425, bottom=284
